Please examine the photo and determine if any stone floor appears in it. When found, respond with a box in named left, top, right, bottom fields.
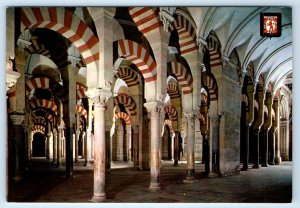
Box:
left=7, top=158, right=292, bottom=203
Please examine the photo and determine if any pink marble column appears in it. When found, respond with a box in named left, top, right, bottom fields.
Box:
left=183, top=113, right=199, bottom=183
left=90, top=90, right=111, bottom=202
left=144, top=102, right=163, bottom=191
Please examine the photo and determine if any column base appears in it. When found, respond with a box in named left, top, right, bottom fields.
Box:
left=174, top=161, right=178, bottom=166
left=241, top=166, right=249, bottom=171
left=149, top=182, right=161, bottom=191
left=275, top=157, right=281, bottom=165
left=84, top=162, right=91, bottom=167
left=208, top=171, right=219, bottom=178
left=90, top=193, right=106, bottom=202
left=268, top=162, right=275, bottom=165
left=252, top=164, right=260, bottom=169
left=183, top=176, right=199, bottom=183
left=261, top=163, right=268, bottom=167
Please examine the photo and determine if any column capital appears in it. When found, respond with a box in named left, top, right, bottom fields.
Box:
left=6, top=70, right=21, bottom=92
left=144, top=101, right=164, bottom=113
left=86, top=88, right=112, bottom=108
left=10, top=112, right=25, bottom=126
left=208, top=114, right=222, bottom=125
left=17, top=29, right=32, bottom=52
left=159, top=7, right=176, bottom=32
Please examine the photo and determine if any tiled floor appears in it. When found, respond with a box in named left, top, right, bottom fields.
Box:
left=7, top=159, right=292, bottom=203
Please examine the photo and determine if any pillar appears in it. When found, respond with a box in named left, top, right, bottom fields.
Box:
left=273, top=99, right=281, bottom=164
left=173, top=131, right=179, bottom=166
left=241, top=122, right=250, bottom=171
left=75, top=112, right=79, bottom=162
left=52, top=128, right=57, bottom=165
left=89, top=90, right=112, bottom=202
left=268, top=128, right=275, bottom=165
left=208, top=114, right=221, bottom=177
left=133, top=125, right=139, bottom=167
left=252, top=128, right=260, bottom=169
left=10, top=113, right=25, bottom=182
left=144, top=102, right=163, bottom=191
left=183, top=112, right=198, bottom=182
left=84, top=130, right=91, bottom=166
left=116, top=120, right=124, bottom=161
left=46, top=131, right=51, bottom=161
left=125, top=125, right=132, bottom=162
left=57, top=126, right=63, bottom=167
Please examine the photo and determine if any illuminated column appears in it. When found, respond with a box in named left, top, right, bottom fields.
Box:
left=273, top=99, right=281, bottom=164
left=173, top=131, right=179, bottom=166
left=144, top=102, right=164, bottom=191
left=52, top=128, right=57, bottom=165
left=125, top=125, right=132, bottom=162
left=208, top=114, right=221, bottom=177
left=89, top=89, right=112, bottom=202
left=84, top=99, right=92, bottom=167
left=252, top=87, right=265, bottom=169
left=57, top=126, right=63, bottom=167
left=75, top=112, right=79, bottom=163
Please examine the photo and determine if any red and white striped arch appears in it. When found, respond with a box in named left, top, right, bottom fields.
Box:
left=30, top=98, right=58, bottom=115
left=115, top=66, right=140, bottom=87
left=167, top=82, right=180, bottom=99
left=33, top=116, right=47, bottom=126
left=117, top=39, right=157, bottom=83
left=128, top=7, right=161, bottom=36
left=114, top=93, right=137, bottom=116
left=32, top=110, right=54, bottom=122
left=170, top=61, right=193, bottom=94
left=76, top=105, right=87, bottom=119
left=170, top=15, right=198, bottom=55
left=164, top=105, right=178, bottom=121
left=20, top=7, right=99, bottom=65
left=32, top=124, right=46, bottom=134
left=26, top=77, right=50, bottom=95
left=207, top=36, right=222, bottom=68
left=202, top=73, right=218, bottom=101
left=76, top=82, right=87, bottom=100
left=115, top=112, right=131, bottom=125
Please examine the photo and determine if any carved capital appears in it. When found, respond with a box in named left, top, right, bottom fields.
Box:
left=10, top=113, right=25, bottom=126
left=144, top=101, right=164, bottom=113
left=67, top=44, right=81, bottom=67
left=159, top=7, right=176, bottom=32
left=17, top=29, right=32, bottom=51
left=6, top=70, right=21, bottom=92
left=209, top=114, right=222, bottom=126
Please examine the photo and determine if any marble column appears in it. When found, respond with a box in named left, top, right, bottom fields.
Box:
left=252, top=128, right=260, bottom=169
left=183, top=113, right=198, bottom=182
left=268, top=128, right=276, bottom=165
left=57, top=126, right=63, bottom=167
left=90, top=90, right=111, bottom=202
left=273, top=99, right=281, bottom=164
left=46, top=131, right=51, bottom=161
left=84, top=131, right=91, bottom=166
left=173, top=131, right=179, bottom=166
left=10, top=113, right=25, bottom=182
left=52, top=129, right=57, bottom=165
left=133, top=125, right=139, bottom=167
left=241, top=122, right=250, bottom=171
left=208, top=115, right=222, bottom=177
left=125, top=125, right=132, bottom=162
left=144, top=102, right=163, bottom=191
left=75, top=112, right=80, bottom=163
